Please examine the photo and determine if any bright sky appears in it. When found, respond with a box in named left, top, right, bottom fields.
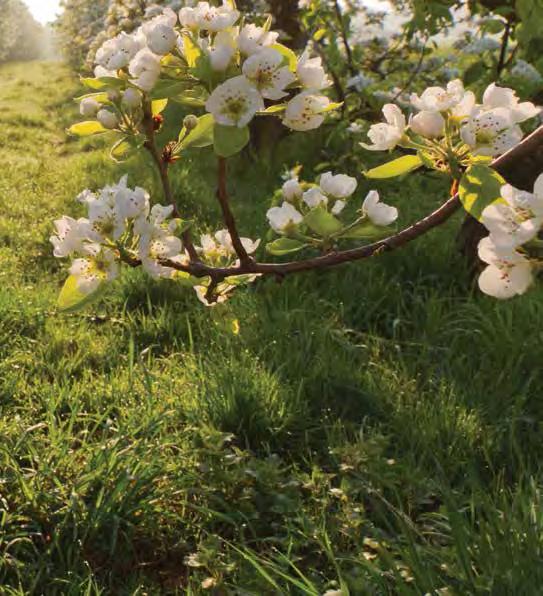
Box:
left=22, top=0, right=391, bottom=25
left=23, top=0, right=61, bottom=24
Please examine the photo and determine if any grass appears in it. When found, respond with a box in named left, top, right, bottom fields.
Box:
left=1, top=60, right=543, bottom=594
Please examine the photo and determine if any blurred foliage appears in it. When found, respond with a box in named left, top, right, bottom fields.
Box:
left=0, top=0, right=45, bottom=63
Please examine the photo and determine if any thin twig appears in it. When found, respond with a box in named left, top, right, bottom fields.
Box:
left=496, top=19, right=512, bottom=79
left=333, top=0, right=357, bottom=76
left=142, top=103, right=199, bottom=262
left=216, top=157, right=252, bottom=266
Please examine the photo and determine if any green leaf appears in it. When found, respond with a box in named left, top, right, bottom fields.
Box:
left=182, top=34, right=201, bottom=67
left=150, top=79, right=191, bottom=99
left=266, top=237, right=307, bottom=256
left=75, top=91, right=109, bottom=102
left=459, top=164, right=506, bottom=221
left=173, top=88, right=208, bottom=107
left=151, top=98, right=168, bottom=116
left=322, top=101, right=343, bottom=113
left=364, top=154, right=423, bottom=179
left=110, top=137, right=132, bottom=162
left=178, top=113, right=214, bottom=150
left=80, top=76, right=125, bottom=90
left=213, top=124, right=250, bottom=157
left=67, top=121, right=108, bottom=137
left=57, top=275, right=104, bottom=313
left=258, top=104, right=287, bottom=115
left=271, top=43, right=298, bottom=71
left=339, top=221, right=390, bottom=239
left=303, top=207, right=343, bottom=237
left=172, top=271, right=201, bottom=287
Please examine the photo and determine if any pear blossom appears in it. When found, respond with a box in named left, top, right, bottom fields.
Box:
left=362, top=190, right=398, bottom=226
left=50, top=217, right=92, bottom=258
left=95, top=32, right=141, bottom=71
left=319, top=172, right=357, bottom=198
left=194, top=1, right=240, bottom=32
left=238, top=23, right=279, bottom=56
left=205, top=75, right=264, bottom=127
left=242, top=48, right=296, bottom=100
left=409, top=110, right=445, bottom=138
left=207, top=31, right=237, bottom=71
left=482, top=83, right=540, bottom=123
left=348, top=122, right=364, bottom=134
left=129, top=47, right=161, bottom=91
left=283, top=92, right=330, bottom=131
left=296, top=50, right=330, bottom=91
left=69, top=245, right=119, bottom=295
left=480, top=202, right=540, bottom=248
left=511, top=60, right=543, bottom=85
left=501, top=179, right=543, bottom=218
left=179, top=6, right=200, bottom=29
left=303, top=187, right=328, bottom=208
left=97, top=109, right=119, bottom=130
left=267, top=202, right=303, bottom=232
left=282, top=178, right=303, bottom=201
left=410, top=80, right=466, bottom=112
left=460, top=107, right=522, bottom=156
left=80, top=97, right=101, bottom=117
left=477, top=236, right=533, bottom=299
left=213, top=229, right=260, bottom=256
left=122, top=88, right=142, bottom=109
left=361, top=104, right=406, bottom=151
left=142, top=8, right=178, bottom=55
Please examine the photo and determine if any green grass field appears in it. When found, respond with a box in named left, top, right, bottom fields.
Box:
left=1, top=61, right=543, bottom=594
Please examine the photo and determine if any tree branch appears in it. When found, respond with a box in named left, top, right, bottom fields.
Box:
left=216, top=157, right=252, bottom=266
left=129, top=125, right=543, bottom=282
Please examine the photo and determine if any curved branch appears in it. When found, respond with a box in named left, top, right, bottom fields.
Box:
left=150, top=125, right=543, bottom=280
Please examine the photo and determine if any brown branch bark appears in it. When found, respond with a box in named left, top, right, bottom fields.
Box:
left=132, top=125, right=543, bottom=282
left=216, top=157, right=252, bottom=266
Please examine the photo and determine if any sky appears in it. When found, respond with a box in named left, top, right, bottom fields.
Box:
left=23, top=0, right=61, bottom=24
left=23, top=0, right=393, bottom=25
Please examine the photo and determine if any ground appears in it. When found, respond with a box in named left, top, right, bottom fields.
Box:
left=1, top=61, right=543, bottom=594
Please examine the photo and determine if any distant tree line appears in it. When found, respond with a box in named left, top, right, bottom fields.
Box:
left=0, top=0, right=45, bottom=63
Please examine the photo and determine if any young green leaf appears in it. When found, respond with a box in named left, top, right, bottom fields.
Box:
left=213, top=124, right=250, bottom=158
left=68, top=121, right=108, bottom=136
left=364, top=154, right=423, bottom=179
left=271, top=43, right=298, bottom=71
left=303, top=207, right=343, bottom=237
left=151, top=98, right=168, bottom=116
left=266, top=237, right=307, bottom=256
left=459, top=164, right=506, bottom=220
left=178, top=113, right=214, bottom=150
left=80, top=76, right=125, bottom=90
left=338, top=221, right=390, bottom=239
left=57, top=275, right=104, bottom=312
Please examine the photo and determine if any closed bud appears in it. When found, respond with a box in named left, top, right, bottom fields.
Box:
left=107, top=89, right=121, bottom=102
left=183, top=114, right=199, bottom=131
left=97, top=109, right=119, bottom=129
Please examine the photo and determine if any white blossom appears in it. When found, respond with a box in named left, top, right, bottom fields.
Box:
left=296, top=49, right=330, bottom=91
left=348, top=122, right=364, bottom=134
left=303, top=187, right=328, bottom=208
left=360, top=104, right=406, bottom=151
left=122, top=88, right=142, bottom=108
left=282, top=178, right=303, bottom=201
left=410, top=80, right=466, bottom=112
left=242, top=48, right=296, bottom=100
left=69, top=245, right=119, bottom=295
left=511, top=60, right=543, bottom=85
left=194, top=1, right=239, bottom=32
left=283, top=92, right=330, bottom=131
left=207, top=31, right=237, bottom=71
left=129, top=47, right=162, bottom=91
left=481, top=83, right=540, bottom=124
left=267, top=201, right=303, bottom=232
left=205, top=75, right=264, bottom=127
left=319, top=172, right=357, bottom=198
left=238, top=23, right=279, bottom=56
left=331, top=200, right=346, bottom=215
left=142, top=7, right=178, bottom=55
left=362, top=190, right=398, bottom=226
left=409, top=110, right=444, bottom=138
left=477, top=236, right=533, bottom=299
left=50, top=216, right=92, bottom=258
left=95, top=32, right=142, bottom=71
left=480, top=202, right=540, bottom=248
left=460, top=107, right=522, bottom=156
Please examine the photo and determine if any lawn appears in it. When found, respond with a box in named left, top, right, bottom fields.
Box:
left=1, top=60, right=543, bottom=594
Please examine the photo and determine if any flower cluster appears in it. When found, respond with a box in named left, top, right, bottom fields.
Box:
left=77, top=3, right=336, bottom=137
left=477, top=174, right=543, bottom=299
left=50, top=177, right=188, bottom=297
left=363, top=80, right=540, bottom=159
left=265, top=171, right=397, bottom=255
